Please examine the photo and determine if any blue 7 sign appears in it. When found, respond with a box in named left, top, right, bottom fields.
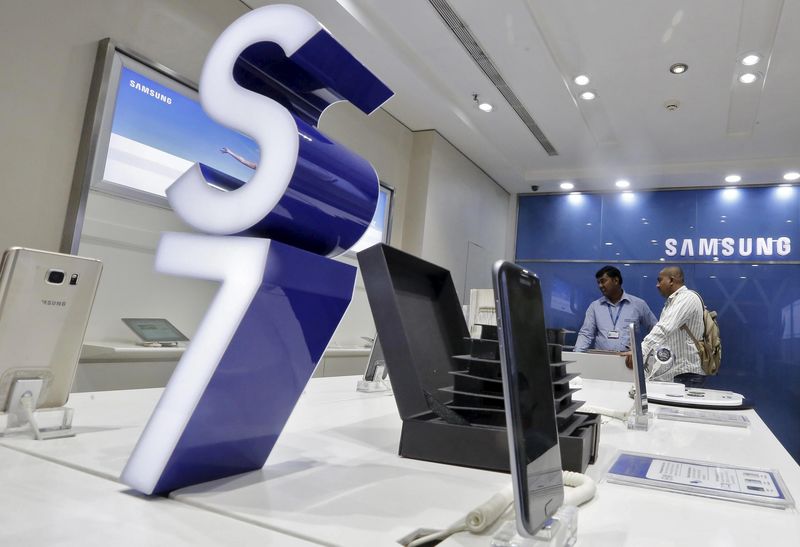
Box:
left=121, top=4, right=392, bottom=495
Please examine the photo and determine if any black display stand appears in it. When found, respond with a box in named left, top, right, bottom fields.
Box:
left=358, top=244, right=599, bottom=473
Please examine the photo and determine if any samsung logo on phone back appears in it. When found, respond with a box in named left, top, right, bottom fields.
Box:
left=41, top=299, right=66, bottom=307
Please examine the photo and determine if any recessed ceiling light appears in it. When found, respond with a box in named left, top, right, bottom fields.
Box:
left=669, top=63, right=688, bottom=74
left=472, top=93, right=493, bottom=112
left=615, top=179, right=630, bottom=188
left=741, top=54, right=760, bottom=66
left=579, top=90, right=596, bottom=100
left=738, top=72, right=759, bottom=84
left=783, top=171, right=800, bottom=181
left=560, top=181, right=575, bottom=190
left=574, top=74, right=590, bottom=86
left=724, top=174, right=741, bottom=183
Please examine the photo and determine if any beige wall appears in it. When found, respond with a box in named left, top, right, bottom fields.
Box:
left=404, top=131, right=512, bottom=300
left=0, top=0, right=247, bottom=254
left=0, top=1, right=511, bottom=353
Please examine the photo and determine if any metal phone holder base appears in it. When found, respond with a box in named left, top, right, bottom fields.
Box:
left=0, top=379, right=74, bottom=440
left=491, top=505, right=578, bottom=547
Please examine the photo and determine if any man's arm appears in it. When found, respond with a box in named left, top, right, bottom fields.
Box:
left=641, top=293, right=694, bottom=360
left=573, top=304, right=597, bottom=352
left=220, top=147, right=257, bottom=170
left=641, top=301, right=658, bottom=335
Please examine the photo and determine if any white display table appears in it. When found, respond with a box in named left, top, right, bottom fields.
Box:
left=0, top=444, right=316, bottom=545
left=0, top=377, right=798, bottom=546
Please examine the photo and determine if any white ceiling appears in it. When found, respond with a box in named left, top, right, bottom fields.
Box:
left=247, top=0, right=800, bottom=195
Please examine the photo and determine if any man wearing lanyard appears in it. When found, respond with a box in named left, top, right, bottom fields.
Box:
left=574, top=266, right=657, bottom=356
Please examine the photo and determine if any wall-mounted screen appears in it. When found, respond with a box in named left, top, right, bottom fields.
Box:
left=102, top=64, right=259, bottom=201
left=64, top=39, right=393, bottom=254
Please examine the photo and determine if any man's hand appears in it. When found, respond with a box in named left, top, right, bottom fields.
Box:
left=621, top=351, right=633, bottom=369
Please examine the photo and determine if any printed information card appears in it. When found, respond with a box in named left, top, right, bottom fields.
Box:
left=607, top=451, right=794, bottom=509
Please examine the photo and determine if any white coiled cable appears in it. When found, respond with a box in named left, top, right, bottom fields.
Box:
left=562, top=471, right=597, bottom=507
left=466, top=484, right=514, bottom=532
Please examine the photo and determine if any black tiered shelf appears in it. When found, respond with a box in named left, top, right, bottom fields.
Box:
left=438, top=325, right=599, bottom=472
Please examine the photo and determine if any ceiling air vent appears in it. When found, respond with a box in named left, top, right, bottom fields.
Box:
left=428, top=0, right=558, bottom=156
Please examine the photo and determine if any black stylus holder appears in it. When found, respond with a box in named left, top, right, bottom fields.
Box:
left=358, top=244, right=599, bottom=473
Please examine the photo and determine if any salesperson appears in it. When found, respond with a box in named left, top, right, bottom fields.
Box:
left=573, top=265, right=657, bottom=353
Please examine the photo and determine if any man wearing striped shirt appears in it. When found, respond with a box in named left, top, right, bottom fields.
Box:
left=642, top=266, right=705, bottom=385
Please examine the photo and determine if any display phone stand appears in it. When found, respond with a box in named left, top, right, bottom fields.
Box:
left=491, top=506, right=578, bottom=547
left=0, top=379, right=74, bottom=440
left=627, top=408, right=650, bottom=431
left=356, top=361, right=392, bottom=393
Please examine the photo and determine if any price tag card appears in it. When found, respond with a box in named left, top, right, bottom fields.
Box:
left=606, top=451, right=794, bottom=509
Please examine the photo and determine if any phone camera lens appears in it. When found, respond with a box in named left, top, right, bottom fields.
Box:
left=47, top=270, right=65, bottom=284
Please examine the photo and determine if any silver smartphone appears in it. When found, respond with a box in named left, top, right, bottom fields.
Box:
left=493, top=261, right=564, bottom=537
left=0, top=248, right=102, bottom=410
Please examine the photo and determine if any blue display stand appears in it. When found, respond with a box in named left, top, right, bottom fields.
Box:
left=149, top=241, right=354, bottom=494
left=121, top=5, right=392, bottom=495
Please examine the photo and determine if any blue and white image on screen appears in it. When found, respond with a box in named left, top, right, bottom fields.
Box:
left=103, top=66, right=389, bottom=246
left=104, top=67, right=260, bottom=197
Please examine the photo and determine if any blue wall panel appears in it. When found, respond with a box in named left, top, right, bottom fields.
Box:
left=517, top=186, right=800, bottom=463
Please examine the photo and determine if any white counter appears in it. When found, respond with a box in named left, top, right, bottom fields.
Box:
left=564, top=350, right=633, bottom=382
left=1, top=377, right=798, bottom=546
left=75, top=343, right=371, bottom=392
left=0, top=444, right=317, bottom=546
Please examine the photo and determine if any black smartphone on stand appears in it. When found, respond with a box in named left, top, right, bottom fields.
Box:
left=493, top=260, right=564, bottom=537
left=627, top=322, right=649, bottom=430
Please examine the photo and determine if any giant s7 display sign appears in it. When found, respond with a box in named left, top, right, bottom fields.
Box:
left=121, top=5, right=392, bottom=495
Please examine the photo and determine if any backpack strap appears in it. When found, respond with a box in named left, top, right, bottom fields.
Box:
left=680, top=289, right=705, bottom=345
left=680, top=323, right=702, bottom=347
left=688, top=289, right=706, bottom=309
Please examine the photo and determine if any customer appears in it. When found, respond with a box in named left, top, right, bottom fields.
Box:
left=574, top=266, right=657, bottom=353
left=642, top=266, right=705, bottom=386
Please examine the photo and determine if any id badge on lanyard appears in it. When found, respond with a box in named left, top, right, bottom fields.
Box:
left=607, top=302, right=625, bottom=340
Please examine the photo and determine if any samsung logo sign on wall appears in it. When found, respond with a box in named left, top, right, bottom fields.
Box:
left=129, top=79, right=173, bottom=104
left=664, top=237, right=792, bottom=257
